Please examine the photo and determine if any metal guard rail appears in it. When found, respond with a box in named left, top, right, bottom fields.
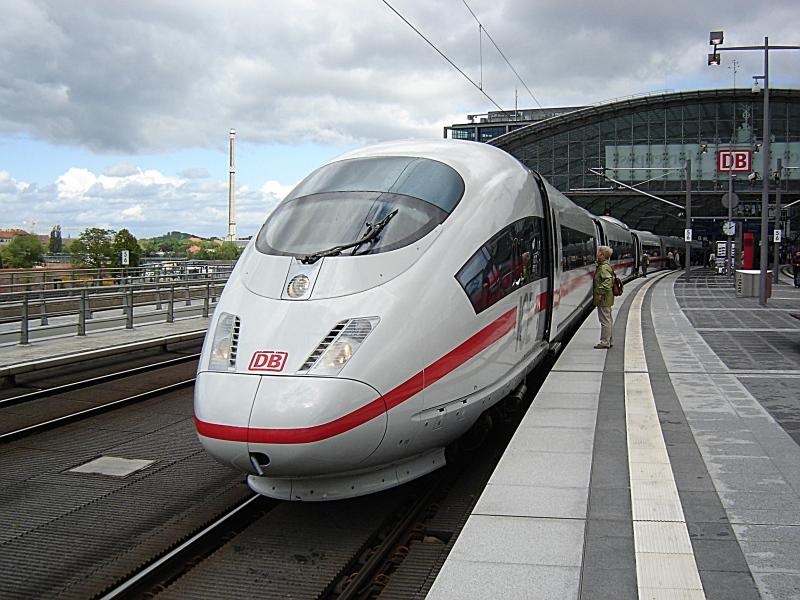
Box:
left=11, top=279, right=225, bottom=345
left=0, top=263, right=235, bottom=297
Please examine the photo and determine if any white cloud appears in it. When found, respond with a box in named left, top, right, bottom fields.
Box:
left=2, top=0, right=796, bottom=154
left=260, top=179, right=294, bottom=200
left=56, top=168, right=97, bottom=198
left=0, top=170, right=30, bottom=192
left=2, top=163, right=286, bottom=238
left=1, top=1, right=798, bottom=237
left=121, top=204, right=145, bottom=221
left=104, top=163, right=139, bottom=177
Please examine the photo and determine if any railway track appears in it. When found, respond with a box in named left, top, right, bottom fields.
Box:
left=0, top=368, right=253, bottom=599
left=92, top=363, right=551, bottom=600
left=0, top=352, right=200, bottom=441
left=0, top=307, right=567, bottom=599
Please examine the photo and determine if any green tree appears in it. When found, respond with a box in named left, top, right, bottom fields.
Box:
left=5, top=235, right=44, bottom=268
left=212, top=241, right=242, bottom=261
left=48, top=225, right=63, bottom=253
left=139, top=238, right=160, bottom=256
left=111, top=229, right=141, bottom=267
left=71, top=228, right=114, bottom=268
left=62, top=238, right=77, bottom=253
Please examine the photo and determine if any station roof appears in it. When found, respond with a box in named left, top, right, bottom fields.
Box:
left=488, top=88, right=800, bottom=237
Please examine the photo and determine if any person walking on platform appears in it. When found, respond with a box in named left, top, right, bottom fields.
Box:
left=674, top=250, right=681, bottom=269
left=709, top=252, right=716, bottom=270
left=792, top=250, right=800, bottom=288
left=667, top=250, right=674, bottom=269
left=641, top=252, right=649, bottom=277
left=593, top=245, right=614, bottom=349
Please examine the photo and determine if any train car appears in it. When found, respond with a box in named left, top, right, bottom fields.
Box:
left=661, top=236, right=685, bottom=268
left=632, top=229, right=664, bottom=272
left=193, top=140, right=644, bottom=501
left=597, top=216, right=636, bottom=281
left=545, top=179, right=598, bottom=342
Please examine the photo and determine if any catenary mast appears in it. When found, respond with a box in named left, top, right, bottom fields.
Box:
left=227, top=128, right=236, bottom=241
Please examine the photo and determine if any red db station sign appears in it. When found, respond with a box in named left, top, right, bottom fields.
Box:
left=717, top=149, right=752, bottom=173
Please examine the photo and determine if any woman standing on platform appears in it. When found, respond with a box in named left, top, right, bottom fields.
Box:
left=593, top=245, right=614, bottom=349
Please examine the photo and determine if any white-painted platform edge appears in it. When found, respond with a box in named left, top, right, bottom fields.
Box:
left=625, top=277, right=704, bottom=595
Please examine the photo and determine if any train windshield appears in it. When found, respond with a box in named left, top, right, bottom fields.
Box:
left=255, top=157, right=464, bottom=258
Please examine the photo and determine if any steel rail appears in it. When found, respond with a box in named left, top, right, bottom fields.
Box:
left=0, top=378, right=196, bottom=443
left=96, top=494, right=265, bottom=600
left=0, top=353, right=200, bottom=408
left=332, top=473, right=446, bottom=600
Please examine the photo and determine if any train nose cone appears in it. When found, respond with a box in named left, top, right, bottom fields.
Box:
left=194, top=372, right=388, bottom=478
left=194, top=372, right=260, bottom=473
left=246, top=376, right=387, bottom=477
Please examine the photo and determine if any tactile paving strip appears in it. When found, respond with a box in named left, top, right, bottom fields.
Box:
left=625, top=276, right=704, bottom=598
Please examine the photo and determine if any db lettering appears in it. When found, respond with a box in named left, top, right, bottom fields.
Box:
left=718, top=150, right=751, bottom=173
left=249, top=351, right=288, bottom=372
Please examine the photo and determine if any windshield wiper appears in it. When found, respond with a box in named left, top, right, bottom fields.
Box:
left=299, top=209, right=399, bottom=265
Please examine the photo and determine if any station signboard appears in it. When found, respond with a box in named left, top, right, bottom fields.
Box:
left=717, top=149, right=751, bottom=173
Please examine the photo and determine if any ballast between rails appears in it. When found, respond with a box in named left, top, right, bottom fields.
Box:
left=193, top=139, right=698, bottom=501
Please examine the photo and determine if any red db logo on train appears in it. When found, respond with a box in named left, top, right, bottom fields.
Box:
left=249, top=351, right=288, bottom=372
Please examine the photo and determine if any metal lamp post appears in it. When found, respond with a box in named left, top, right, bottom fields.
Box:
left=773, top=159, right=782, bottom=284
left=707, top=32, right=800, bottom=306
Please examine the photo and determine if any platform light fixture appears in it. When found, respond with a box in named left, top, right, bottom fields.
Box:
left=708, top=53, right=721, bottom=66
left=710, top=31, right=724, bottom=46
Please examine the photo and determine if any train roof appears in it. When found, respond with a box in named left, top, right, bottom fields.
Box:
left=328, top=139, right=523, bottom=192
left=599, top=215, right=629, bottom=230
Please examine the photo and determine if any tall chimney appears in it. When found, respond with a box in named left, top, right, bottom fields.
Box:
left=227, top=128, right=236, bottom=241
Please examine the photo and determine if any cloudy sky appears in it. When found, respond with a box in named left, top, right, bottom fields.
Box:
left=1, top=0, right=798, bottom=239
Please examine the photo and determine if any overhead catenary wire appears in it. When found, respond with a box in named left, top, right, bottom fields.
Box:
left=460, top=0, right=543, bottom=108
left=381, top=0, right=508, bottom=113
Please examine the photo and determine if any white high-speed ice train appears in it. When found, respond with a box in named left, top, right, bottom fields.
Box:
left=194, top=139, right=675, bottom=501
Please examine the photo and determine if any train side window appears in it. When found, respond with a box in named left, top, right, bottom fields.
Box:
left=512, top=216, right=545, bottom=285
left=560, top=226, right=595, bottom=271
left=456, top=216, right=545, bottom=314
left=456, top=246, right=494, bottom=313
left=609, top=239, right=633, bottom=261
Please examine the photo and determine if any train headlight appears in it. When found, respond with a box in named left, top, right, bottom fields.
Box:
left=307, top=316, right=379, bottom=376
left=286, top=274, right=310, bottom=299
left=208, top=312, right=240, bottom=372
left=323, top=341, right=353, bottom=368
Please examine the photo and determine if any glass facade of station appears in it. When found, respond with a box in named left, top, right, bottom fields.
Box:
left=448, top=90, right=800, bottom=239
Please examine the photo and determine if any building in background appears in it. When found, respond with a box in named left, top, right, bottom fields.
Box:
left=0, top=229, right=48, bottom=247
left=447, top=89, right=800, bottom=248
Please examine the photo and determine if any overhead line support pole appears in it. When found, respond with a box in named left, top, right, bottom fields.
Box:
left=774, top=158, right=782, bottom=285
left=759, top=37, right=770, bottom=306
left=685, top=159, right=691, bottom=283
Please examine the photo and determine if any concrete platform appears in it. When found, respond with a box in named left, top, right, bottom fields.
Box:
left=427, top=269, right=800, bottom=600
left=0, top=316, right=209, bottom=385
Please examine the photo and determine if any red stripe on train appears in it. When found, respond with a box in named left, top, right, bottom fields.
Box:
left=196, top=307, right=518, bottom=444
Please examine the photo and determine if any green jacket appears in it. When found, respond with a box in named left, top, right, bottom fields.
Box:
left=593, top=261, right=614, bottom=307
